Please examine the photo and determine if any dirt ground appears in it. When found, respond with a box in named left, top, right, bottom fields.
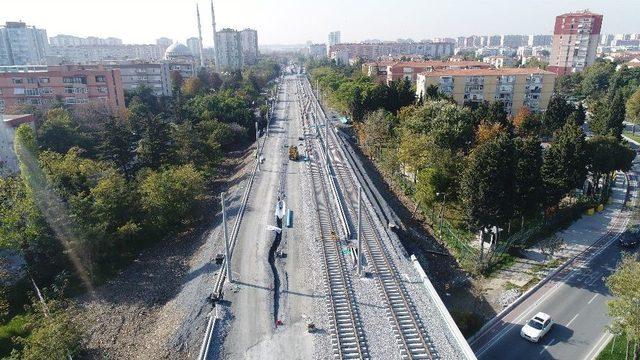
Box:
left=71, top=144, right=257, bottom=360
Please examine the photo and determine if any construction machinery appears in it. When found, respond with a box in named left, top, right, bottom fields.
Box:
left=289, top=145, right=299, bottom=161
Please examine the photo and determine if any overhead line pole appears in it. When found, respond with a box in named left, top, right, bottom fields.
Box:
left=222, top=192, right=232, bottom=283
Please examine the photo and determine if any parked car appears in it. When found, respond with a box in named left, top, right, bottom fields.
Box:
left=620, top=224, right=640, bottom=247
left=521, top=312, right=553, bottom=342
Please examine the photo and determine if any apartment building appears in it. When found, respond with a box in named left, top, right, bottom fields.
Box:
left=329, top=41, right=454, bottom=61
left=307, top=44, right=327, bottom=59
left=0, top=64, right=125, bottom=114
left=363, top=60, right=491, bottom=85
left=215, top=29, right=243, bottom=71
left=240, top=29, right=259, bottom=65
left=0, top=22, right=49, bottom=66
left=186, top=37, right=201, bottom=59
left=483, top=56, right=516, bottom=68
left=416, top=68, right=556, bottom=114
left=50, top=35, right=122, bottom=46
left=549, top=10, right=603, bottom=75
left=49, top=44, right=165, bottom=63
left=328, top=31, right=341, bottom=47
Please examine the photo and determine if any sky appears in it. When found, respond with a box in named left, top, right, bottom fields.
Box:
left=3, top=0, right=640, bottom=46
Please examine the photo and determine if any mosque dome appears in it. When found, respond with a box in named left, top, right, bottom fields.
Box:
left=164, top=42, right=193, bottom=60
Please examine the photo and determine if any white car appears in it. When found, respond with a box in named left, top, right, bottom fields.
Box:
left=520, top=312, right=553, bottom=342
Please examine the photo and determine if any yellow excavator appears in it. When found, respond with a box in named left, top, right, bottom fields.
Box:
left=289, top=145, right=299, bottom=161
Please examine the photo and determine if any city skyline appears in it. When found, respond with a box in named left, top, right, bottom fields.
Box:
left=3, top=0, right=640, bottom=46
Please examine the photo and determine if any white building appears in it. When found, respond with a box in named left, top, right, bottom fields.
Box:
left=49, top=44, right=165, bottom=63
left=240, top=29, right=259, bottom=65
left=0, top=22, right=49, bottom=66
left=186, top=37, right=201, bottom=59
left=215, top=28, right=243, bottom=71
left=308, top=43, right=327, bottom=59
left=328, top=31, right=341, bottom=47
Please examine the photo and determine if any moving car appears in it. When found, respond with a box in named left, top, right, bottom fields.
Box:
left=521, top=312, right=553, bottom=342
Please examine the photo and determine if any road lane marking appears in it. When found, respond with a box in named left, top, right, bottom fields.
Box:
left=475, top=223, right=628, bottom=357
left=567, top=313, right=580, bottom=327
left=539, top=337, right=556, bottom=355
left=587, top=294, right=598, bottom=304
left=584, top=332, right=613, bottom=360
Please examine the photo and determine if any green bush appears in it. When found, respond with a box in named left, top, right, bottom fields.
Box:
left=0, top=314, right=29, bottom=357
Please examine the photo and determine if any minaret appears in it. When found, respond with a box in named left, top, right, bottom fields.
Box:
left=210, top=0, right=218, bottom=68
left=196, top=3, right=205, bottom=67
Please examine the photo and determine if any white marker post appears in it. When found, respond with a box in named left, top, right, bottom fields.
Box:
left=221, top=192, right=232, bottom=283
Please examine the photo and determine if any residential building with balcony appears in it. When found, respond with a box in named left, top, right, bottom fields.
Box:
left=240, top=29, right=259, bottom=65
left=549, top=10, right=603, bottom=75
left=363, top=60, right=491, bottom=85
left=215, top=28, right=243, bottom=71
left=0, top=64, right=125, bottom=114
left=416, top=68, right=556, bottom=114
left=0, top=22, right=49, bottom=66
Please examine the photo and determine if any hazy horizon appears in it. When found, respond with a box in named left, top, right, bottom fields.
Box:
left=3, top=0, right=640, bottom=46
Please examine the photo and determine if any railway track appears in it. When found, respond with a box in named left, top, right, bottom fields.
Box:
left=302, top=78, right=438, bottom=360
left=300, top=79, right=369, bottom=360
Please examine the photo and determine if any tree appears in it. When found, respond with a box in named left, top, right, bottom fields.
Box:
left=37, top=109, right=89, bottom=154
left=402, top=100, right=475, bottom=152
left=462, top=134, right=517, bottom=229
left=99, top=117, right=134, bottom=178
left=586, top=136, right=635, bottom=192
left=606, top=255, right=640, bottom=360
left=627, top=87, right=640, bottom=134
left=181, top=77, right=204, bottom=98
left=361, top=109, right=395, bottom=158
left=608, top=92, right=627, bottom=140
left=572, top=103, right=587, bottom=126
left=580, top=60, right=616, bottom=98
left=541, top=121, right=587, bottom=206
left=514, top=137, right=544, bottom=219
left=16, top=305, right=83, bottom=360
left=425, top=84, right=439, bottom=100
left=138, top=164, right=204, bottom=233
left=473, top=101, right=510, bottom=129
left=136, top=115, right=174, bottom=170
left=591, top=92, right=626, bottom=139
left=475, top=122, right=506, bottom=145
left=513, top=107, right=543, bottom=138
left=544, top=95, right=574, bottom=134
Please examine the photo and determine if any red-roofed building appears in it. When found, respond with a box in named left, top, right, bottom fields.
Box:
left=416, top=68, right=557, bottom=114
left=363, top=60, right=492, bottom=85
left=548, top=10, right=603, bottom=75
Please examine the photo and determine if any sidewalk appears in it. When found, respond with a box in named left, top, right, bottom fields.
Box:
left=481, top=173, right=628, bottom=311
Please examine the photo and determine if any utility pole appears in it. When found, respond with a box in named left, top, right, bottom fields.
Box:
left=437, top=192, right=446, bottom=239
left=357, top=186, right=363, bottom=276
left=221, top=192, right=232, bottom=283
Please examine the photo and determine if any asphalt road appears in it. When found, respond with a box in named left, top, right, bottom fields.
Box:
left=221, top=76, right=318, bottom=359
left=473, top=167, right=639, bottom=360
